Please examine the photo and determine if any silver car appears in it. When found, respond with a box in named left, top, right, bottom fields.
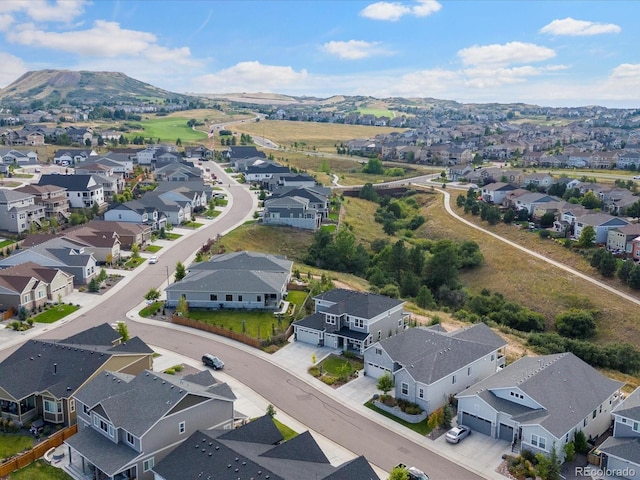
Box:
left=445, top=425, right=471, bottom=444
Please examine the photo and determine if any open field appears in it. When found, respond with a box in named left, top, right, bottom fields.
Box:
left=129, top=116, right=207, bottom=143
left=233, top=120, right=399, bottom=153
left=353, top=107, right=396, bottom=118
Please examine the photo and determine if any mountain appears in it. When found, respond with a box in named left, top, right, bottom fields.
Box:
left=0, top=70, right=195, bottom=106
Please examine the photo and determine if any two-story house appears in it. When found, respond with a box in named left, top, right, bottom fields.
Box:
left=65, top=368, right=235, bottom=480
left=599, top=387, right=640, bottom=478
left=262, top=196, right=322, bottom=230
left=105, top=200, right=166, bottom=231
left=293, top=289, right=407, bottom=354
left=14, top=184, right=70, bottom=223
left=38, top=174, right=105, bottom=209
left=364, top=324, right=507, bottom=415
left=0, top=189, right=45, bottom=233
left=573, top=213, right=630, bottom=244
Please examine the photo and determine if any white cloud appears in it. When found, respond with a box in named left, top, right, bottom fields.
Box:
left=0, top=14, right=14, bottom=31
left=0, top=52, right=27, bottom=88
left=540, top=17, right=621, bottom=36
left=192, top=62, right=308, bottom=93
left=322, top=40, right=388, bottom=60
left=5, top=20, right=199, bottom=66
left=360, top=0, right=441, bottom=21
left=458, top=41, right=556, bottom=67
left=2, top=0, right=88, bottom=23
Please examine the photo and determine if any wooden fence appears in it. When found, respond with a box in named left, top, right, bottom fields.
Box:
left=172, top=315, right=293, bottom=348
left=0, top=423, right=77, bottom=477
left=1, top=308, right=14, bottom=321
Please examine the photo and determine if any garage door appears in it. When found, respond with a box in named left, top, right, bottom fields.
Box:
left=295, top=328, right=320, bottom=346
left=365, top=362, right=390, bottom=379
left=499, top=423, right=514, bottom=442
left=461, top=412, right=492, bottom=436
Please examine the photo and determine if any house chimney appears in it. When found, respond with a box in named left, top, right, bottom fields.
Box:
left=54, top=363, right=57, bottom=375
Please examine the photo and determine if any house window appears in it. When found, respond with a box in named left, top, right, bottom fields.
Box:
left=584, top=418, right=588, bottom=427
left=70, top=399, right=75, bottom=413
left=633, top=422, right=640, bottom=433
left=126, top=432, right=134, bottom=446
left=210, top=294, right=217, bottom=301
left=467, top=367, right=471, bottom=376
left=418, top=388, right=424, bottom=399
left=621, top=418, right=627, bottom=424
left=238, top=295, right=243, bottom=302
left=375, top=348, right=382, bottom=355
left=398, top=319, right=403, bottom=327
left=491, top=354, right=495, bottom=361
left=143, top=458, right=154, bottom=472
left=44, top=399, right=62, bottom=414
left=83, top=404, right=90, bottom=415
left=452, top=375, right=457, bottom=385
left=592, top=409, right=597, bottom=419
left=377, top=330, right=382, bottom=341
left=401, top=383, right=408, bottom=396
left=226, top=294, right=232, bottom=301
left=179, top=421, right=186, bottom=434
left=24, top=294, right=31, bottom=302
left=257, top=295, right=261, bottom=302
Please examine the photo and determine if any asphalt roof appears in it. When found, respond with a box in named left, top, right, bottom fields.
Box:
left=599, top=436, right=640, bottom=465
left=189, top=251, right=293, bottom=273
left=218, top=414, right=283, bottom=445
left=613, top=387, right=640, bottom=421
left=167, top=269, right=288, bottom=295
left=321, top=456, right=380, bottom=480
left=315, top=288, right=404, bottom=320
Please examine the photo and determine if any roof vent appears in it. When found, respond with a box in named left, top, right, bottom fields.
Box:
left=215, top=446, right=220, bottom=450
left=208, top=452, right=212, bottom=456
left=30, top=357, right=34, bottom=361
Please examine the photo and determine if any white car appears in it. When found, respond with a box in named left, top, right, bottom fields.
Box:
left=148, top=255, right=158, bottom=264
left=633, top=175, right=640, bottom=180
left=445, top=425, right=471, bottom=444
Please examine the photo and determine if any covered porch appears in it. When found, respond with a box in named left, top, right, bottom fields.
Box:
left=0, top=395, right=37, bottom=425
left=326, top=328, right=370, bottom=355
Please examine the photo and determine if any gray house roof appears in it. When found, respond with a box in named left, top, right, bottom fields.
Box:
left=189, top=251, right=293, bottom=273
left=315, top=289, right=404, bottom=320
left=448, top=323, right=507, bottom=350
left=457, top=353, right=624, bottom=438
left=599, top=437, right=640, bottom=465
left=612, top=387, right=640, bottom=421
left=166, top=268, right=288, bottom=295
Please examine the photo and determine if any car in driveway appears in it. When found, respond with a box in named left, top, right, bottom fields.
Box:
left=202, top=354, right=224, bottom=370
left=445, top=425, right=471, bottom=444
left=395, top=464, right=429, bottom=480
left=634, top=175, right=640, bottom=180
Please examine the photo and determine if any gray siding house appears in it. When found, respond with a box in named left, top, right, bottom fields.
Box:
left=456, top=353, right=623, bottom=460
left=599, top=387, right=640, bottom=479
left=65, top=369, right=236, bottom=480
left=364, top=324, right=506, bottom=415
left=294, top=289, right=406, bottom=354
left=263, top=196, right=321, bottom=230
left=165, top=251, right=293, bottom=310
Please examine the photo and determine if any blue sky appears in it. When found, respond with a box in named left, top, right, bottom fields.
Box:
left=0, top=0, right=638, bottom=107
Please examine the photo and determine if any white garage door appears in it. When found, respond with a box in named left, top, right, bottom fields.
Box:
left=365, top=361, right=390, bottom=379
left=295, top=328, right=321, bottom=346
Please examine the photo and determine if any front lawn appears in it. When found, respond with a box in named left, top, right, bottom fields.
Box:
left=145, top=245, right=162, bottom=253
left=273, top=418, right=297, bottom=441
left=139, top=301, right=164, bottom=318
left=185, top=310, right=292, bottom=339
left=364, top=400, right=431, bottom=435
left=0, top=432, right=33, bottom=458
left=32, top=304, right=80, bottom=324
left=9, top=459, right=73, bottom=480
left=309, top=353, right=363, bottom=387
left=164, top=233, right=182, bottom=240
left=182, top=221, right=203, bottom=229
left=124, top=257, right=145, bottom=269
left=0, top=239, right=15, bottom=249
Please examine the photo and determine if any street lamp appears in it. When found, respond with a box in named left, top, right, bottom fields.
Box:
left=166, top=265, right=170, bottom=286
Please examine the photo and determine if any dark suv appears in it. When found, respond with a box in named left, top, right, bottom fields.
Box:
left=202, top=354, right=224, bottom=370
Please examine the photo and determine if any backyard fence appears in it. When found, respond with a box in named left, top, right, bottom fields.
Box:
left=0, top=423, right=77, bottom=477
left=172, top=315, right=293, bottom=348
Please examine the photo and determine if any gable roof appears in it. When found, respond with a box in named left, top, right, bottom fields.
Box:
left=218, top=413, right=283, bottom=445
left=189, top=251, right=293, bottom=273
left=314, top=288, right=404, bottom=319
left=599, top=437, right=640, bottom=465
left=457, top=353, right=623, bottom=437
left=612, top=387, right=640, bottom=421
left=322, top=456, right=380, bottom=480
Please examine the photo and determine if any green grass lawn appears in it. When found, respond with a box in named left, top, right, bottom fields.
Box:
left=139, top=301, right=164, bottom=318
left=364, top=400, right=431, bottom=435
left=182, top=221, right=203, bottom=229
left=164, top=233, right=182, bottom=240
left=0, top=239, right=14, bottom=248
left=273, top=418, right=297, bottom=441
left=130, top=116, right=208, bottom=143
left=9, top=459, right=73, bottom=480
left=185, top=310, right=292, bottom=339
left=145, top=245, right=162, bottom=253
left=32, top=304, right=80, bottom=324
left=124, top=257, right=145, bottom=269
left=0, top=433, right=33, bottom=458
left=320, top=355, right=363, bottom=376
left=320, top=224, right=336, bottom=233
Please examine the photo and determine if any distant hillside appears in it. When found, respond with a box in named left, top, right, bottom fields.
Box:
left=0, top=70, right=195, bottom=105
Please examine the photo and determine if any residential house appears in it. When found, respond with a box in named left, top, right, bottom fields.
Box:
left=104, top=201, right=166, bottom=231
left=522, top=173, right=555, bottom=190
left=573, top=213, right=630, bottom=244
left=553, top=204, right=590, bottom=235
left=154, top=181, right=212, bottom=211
left=269, top=173, right=317, bottom=191
left=0, top=323, right=153, bottom=428
left=152, top=415, right=380, bottom=480
left=263, top=196, right=322, bottom=230
left=86, top=220, right=152, bottom=250
left=53, top=149, right=97, bottom=165
left=65, top=126, right=93, bottom=145
left=136, top=191, right=192, bottom=226
left=14, top=184, right=70, bottom=222
left=136, top=145, right=179, bottom=166
left=65, top=368, right=235, bottom=480
left=245, top=162, right=290, bottom=183
left=364, top=324, right=506, bottom=415
left=0, top=261, right=73, bottom=309
left=0, top=148, right=38, bottom=165
left=38, top=174, right=106, bottom=209
left=607, top=224, right=640, bottom=254
left=510, top=192, right=560, bottom=216
left=0, top=236, right=98, bottom=284
left=165, top=251, right=293, bottom=310
left=223, top=145, right=267, bottom=163
left=0, top=189, right=45, bottom=233
left=293, top=289, right=407, bottom=354
left=99, top=152, right=135, bottom=177
left=153, top=163, right=202, bottom=182
left=23, top=226, right=121, bottom=264
left=269, top=186, right=330, bottom=218
left=184, top=146, right=212, bottom=160
left=456, top=353, right=623, bottom=458
left=599, top=387, right=640, bottom=479
left=480, top=182, right=518, bottom=204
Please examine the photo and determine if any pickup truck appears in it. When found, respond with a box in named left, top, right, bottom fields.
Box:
left=395, top=464, right=430, bottom=480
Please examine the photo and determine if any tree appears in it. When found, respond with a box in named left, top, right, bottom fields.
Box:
left=581, top=191, right=602, bottom=210
left=131, top=243, right=140, bottom=259
left=618, top=259, right=634, bottom=282
left=555, top=309, right=596, bottom=339
left=88, top=277, right=100, bottom=292
left=503, top=209, right=515, bottom=224
left=174, top=261, right=186, bottom=281
left=377, top=372, right=394, bottom=395
left=424, top=241, right=460, bottom=290
left=485, top=206, right=501, bottom=225
left=145, top=288, right=160, bottom=301
left=627, top=200, right=640, bottom=222
left=598, top=252, right=617, bottom=278
left=362, top=158, right=384, bottom=174
left=176, top=296, right=189, bottom=316
left=266, top=404, right=276, bottom=417
left=98, top=268, right=108, bottom=283
left=578, top=226, right=595, bottom=248
left=540, top=212, right=555, bottom=228
left=415, top=285, right=435, bottom=309
left=115, top=321, right=130, bottom=341
left=629, top=265, right=640, bottom=290
left=388, top=466, right=410, bottom=480
left=441, top=404, right=453, bottom=429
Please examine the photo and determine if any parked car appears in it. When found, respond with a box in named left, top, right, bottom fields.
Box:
left=202, top=354, right=224, bottom=370
left=148, top=255, right=158, bottom=264
left=445, top=425, right=471, bottom=444
left=395, top=464, right=429, bottom=480
left=634, top=175, right=640, bottom=180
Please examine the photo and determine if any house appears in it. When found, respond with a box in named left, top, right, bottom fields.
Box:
left=105, top=201, right=166, bottom=231
left=263, top=196, right=322, bottom=230
left=165, top=251, right=293, bottom=310
left=0, top=189, right=45, bottom=233
left=269, top=186, right=330, bottom=218
left=269, top=173, right=317, bottom=191
left=53, top=149, right=97, bottom=165
left=86, top=219, right=152, bottom=250
left=0, top=148, right=38, bottom=165
left=65, top=368, right=235, bottom=480
left=598, top=387, right=640, bottom=479
left=293, top=289, right=407, bottom=354
left=0, top=324, right=153, bottom=428
left=510, top=192, right=560, bottom=216
left=456, top=353, right=623, bottom=459
left=245, top=162, right=290, bottom=183
left=573, top=213, right=630, bottom=244
left=38, top=174, right=106, bottom=209
left=223, top=145, right=266, bottom=162
left=14, top=184, right=70, bottom=222
left=0, top=261, right=73, bottom=309
left=136, top=191, right=193, bottom=226
left=607, top=224, right=640, bottom=254
left=23, top=227, right=121, bottom=264
left=153, top=162, right=202, bottom=182
left=152, top=415, right=380, bottom=480
left=154, top=181, right=212, bottom=211
left=364, top=324, right=506, bottom=415
left=0, top=236, right=98, bottom=284
left=480, top=182, right=518, bottom=204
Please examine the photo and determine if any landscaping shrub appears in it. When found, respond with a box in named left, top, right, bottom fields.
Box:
left=321, top=376, right=336, bottom=386
left=308, top=366, right=321, bottom=377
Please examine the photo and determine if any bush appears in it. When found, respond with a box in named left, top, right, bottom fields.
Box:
left=563, top=441, right=576, bottom=462
left=308, top=366, right=321, bottom=377
left=574, top=430, right=589, bottom=454
left=321, top=376, right=336, bottom=386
